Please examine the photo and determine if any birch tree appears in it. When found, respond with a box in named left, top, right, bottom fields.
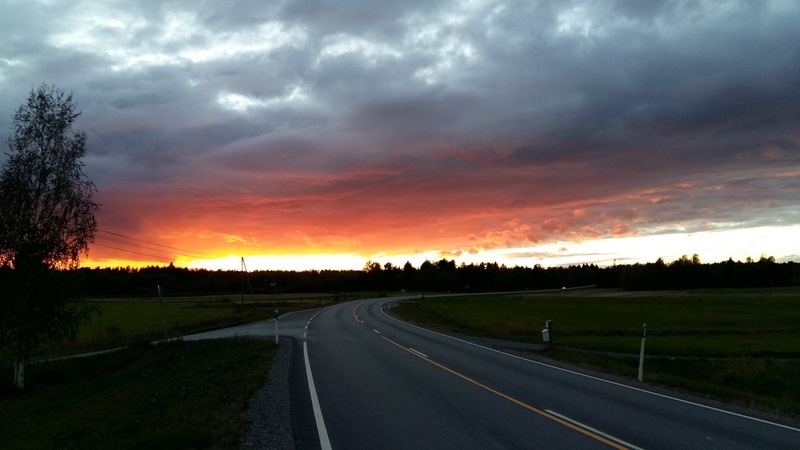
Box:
left=0, top=84, right=99, bottom=388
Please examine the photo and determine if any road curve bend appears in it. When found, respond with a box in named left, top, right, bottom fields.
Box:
left=293, top=297, right=800, bottom=449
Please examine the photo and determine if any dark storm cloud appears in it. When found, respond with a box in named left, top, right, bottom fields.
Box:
left=1, top=0, right=798, bottom=264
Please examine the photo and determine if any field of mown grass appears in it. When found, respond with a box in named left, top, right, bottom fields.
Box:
left=0, top=339, right=276, bottom=449
left=393, top=287, right=800, bottom=417
left=33, top=292, right=347, bottom=358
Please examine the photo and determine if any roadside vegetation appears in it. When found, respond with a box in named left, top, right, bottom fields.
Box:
left=3, top=285, right=799, bottom=447
left=392, top=287, right=800, bottom=418
left=0, top=294, right=314, bottom=448
left=0, top=339, right=276, bottom=449
left=0, top=291, right=393, bottom=447
left=30, top=292, right=350, bottom=358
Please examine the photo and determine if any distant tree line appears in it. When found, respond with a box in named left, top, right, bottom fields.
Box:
left=359, top=260, right=597, bottom=293
left=68, top=255, right=800, bottom=298
left=598, top=255, right=799, bottom=290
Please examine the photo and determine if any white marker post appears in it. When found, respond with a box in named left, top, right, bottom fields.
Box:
left=158, top=285, right=167, bottom=339
left=638, top=323, right=647, bottom=382
left=274, top=309, right=279, bottom=344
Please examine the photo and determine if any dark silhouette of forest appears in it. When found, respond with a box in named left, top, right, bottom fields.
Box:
left=66, top=255, right=800, bottom=298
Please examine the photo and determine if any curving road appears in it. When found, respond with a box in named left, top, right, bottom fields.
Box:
left=185, top=295, right=800, bottom=449
left=296, top=296, right=799, bottom=449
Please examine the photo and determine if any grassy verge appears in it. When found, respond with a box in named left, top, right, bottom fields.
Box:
left=0, top=339, right=276, bottom=449
left=393, top=288, right=800, bottom=418
left=33, top=293, right=344, bottom=358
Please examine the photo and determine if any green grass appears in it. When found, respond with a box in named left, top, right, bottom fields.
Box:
left=0, top=293, right=351, bottom=448
left=30, top=300, right=273, bottom=358
left=33, top=293, right=345, bottom=358
left=394, top=287, right=800, bottom=417
left=401, top=288, right=800, bottom=356
left=0, top=339, right=277, bottom=449
left=81, top=301, right=255, bottom=337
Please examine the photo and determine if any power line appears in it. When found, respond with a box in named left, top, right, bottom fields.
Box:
left=92, top=243, right=172, bottom=260
left=96, top=229, right=208, bottom=258
left=95, top=234, right=203, bottom=258
left=98, top=229, right=203, bottom=255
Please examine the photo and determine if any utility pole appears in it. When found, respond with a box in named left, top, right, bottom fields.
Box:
left=241, top=257, right=254, bottom=304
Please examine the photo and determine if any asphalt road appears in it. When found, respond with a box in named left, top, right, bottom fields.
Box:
left=185, top=296, right=800, bottom=449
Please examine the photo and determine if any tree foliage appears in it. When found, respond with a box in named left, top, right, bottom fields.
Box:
left=598, top=255, right=796, bottom=290
left=70, top=255, right=800, bottom=300
left=0, top=84, right=99, bottom=388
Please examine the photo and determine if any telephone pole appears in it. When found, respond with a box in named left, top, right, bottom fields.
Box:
left=241, top=257, right=254, bottom=304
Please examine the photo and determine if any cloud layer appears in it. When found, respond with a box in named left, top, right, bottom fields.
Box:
left=1, top=0, right=799, bottom=268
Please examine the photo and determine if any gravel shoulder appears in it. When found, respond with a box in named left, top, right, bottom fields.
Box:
left=241, top=338, right=295, bottom=449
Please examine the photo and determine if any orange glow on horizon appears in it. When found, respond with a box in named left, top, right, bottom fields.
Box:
left=82, top=246, right=377, bottom=271
left=82, top=224, right=800, bottom=272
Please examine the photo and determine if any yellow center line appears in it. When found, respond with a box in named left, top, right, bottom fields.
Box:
left=382, top=336, right=628, bottom=450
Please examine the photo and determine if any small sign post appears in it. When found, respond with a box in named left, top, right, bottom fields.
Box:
left=542, top=320, right=553, bottom=350
left=158, top=285, right=167, bottom=339
left=638, top=323, right=647, bottom=382
left=274, top=309, right=279, bottom=344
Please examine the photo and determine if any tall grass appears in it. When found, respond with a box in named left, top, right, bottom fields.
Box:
left=0, top=339, right=276, bottom=449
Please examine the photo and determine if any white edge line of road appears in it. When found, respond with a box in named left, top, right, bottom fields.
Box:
left=546, top=409, right=645, bottom=450
left=304, top=340, right=333, bottom=450
left=379, top=301, right=800, bottom=433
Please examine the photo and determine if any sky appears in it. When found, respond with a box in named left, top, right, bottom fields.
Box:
left=1, top=0, right=799, bottom=271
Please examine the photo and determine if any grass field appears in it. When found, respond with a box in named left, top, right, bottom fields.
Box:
left=3, top=287, right=797, bottom=446
left=0, top=339, right=276, bottom=449
left=0, top=291, right=390, bottom=447
left=32, top=292, right=347, bottom=358
left=393, top=287, right=800, bottom=417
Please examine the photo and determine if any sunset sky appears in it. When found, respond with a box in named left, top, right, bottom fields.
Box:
left=1, top=0, right=799, bottom=271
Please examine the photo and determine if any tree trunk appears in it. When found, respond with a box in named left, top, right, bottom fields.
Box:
left=14, top=360, right=25, bottom=389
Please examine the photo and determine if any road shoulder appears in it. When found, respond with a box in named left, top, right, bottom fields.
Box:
left=242, top=338, right=295, bottom=449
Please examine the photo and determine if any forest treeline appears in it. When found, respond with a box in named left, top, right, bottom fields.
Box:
left=64, top=255, right=800, bottom=298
